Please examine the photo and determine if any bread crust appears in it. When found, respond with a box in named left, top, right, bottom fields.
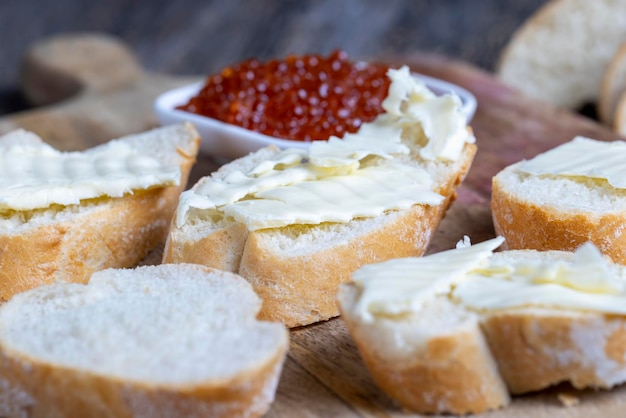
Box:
left=340, top=297, right=626, bottom=414
left=482, top=309, right=626, bottom=394
left=0, top=124, right=200, bottom=301
left=337, top=289, right=510, bottom=415
left=0, top=263, right=290, bottom=418
left=242, top=203, right=445, bottom=327
left=0, top=321, right=288, bottom=418
left=352, top=328, right=510, bottom=414
left=165, top=143, right=476, bottom=327
left=614, top=90, right=626, bottom=136
left=491, top=174, right=626, bottom=262
left=164, top=223, right=249, bottom=273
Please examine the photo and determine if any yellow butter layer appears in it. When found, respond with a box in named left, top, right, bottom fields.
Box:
left=518, top=136, right=626, bottom=189
left=350, top=238, right=626, bottom=322
left=453, top=243, right=626, bottom=314
left=351, top=237, right=504, bottom=322
left=0, top=136, right=180, bottom=212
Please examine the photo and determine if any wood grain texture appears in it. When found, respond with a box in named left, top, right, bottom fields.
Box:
left=0, top=0, right=549, bottom=115
left=4, top=32, right=626, bottom=417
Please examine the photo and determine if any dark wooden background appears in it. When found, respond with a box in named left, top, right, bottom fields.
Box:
left=0, top=0, right=548, bottom=116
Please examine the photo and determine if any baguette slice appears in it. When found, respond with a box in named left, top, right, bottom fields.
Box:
left=491, top=142, right=626, bottom=262
left=0, top=123, right=199, bottom=300
left=164, top=142, right=476, bottom=328
left=496, top=0, right=626, bottom=109
left=0, top=263, right=289, bottom=418
left=599, top=42, right=626, bottom=126
left=338, top=243, right=626, bottom=414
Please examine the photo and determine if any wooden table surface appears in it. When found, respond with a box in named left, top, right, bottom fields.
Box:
left=0, top=0, right=547, bottom=116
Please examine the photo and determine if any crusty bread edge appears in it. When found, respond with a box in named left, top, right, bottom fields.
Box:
left=0, top=123, right=200, bottom=301
left=599, top=42, right=626, bottom=126
left=0, top=314, right=288, bottom=418
left=339, top=269, right=626, bottom=414
left=613, top=89, right=626, bottom=136
left=165, top=143, right=476, bottom=327
left=0, top=263, right=290, bottom=418
left=337, top=287, right=511, bottom=415
left=490, top=173, right=626, bottom=262
left=482, top=309, right=626, bottom=395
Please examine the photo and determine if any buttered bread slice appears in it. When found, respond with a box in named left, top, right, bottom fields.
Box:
left=492, top=136, right=626, bottom=262
left=339, top=237, right=626, bottom=414
left=0, top=123, right=199, bottom=300
left=164, top=67, right=477, bottom=327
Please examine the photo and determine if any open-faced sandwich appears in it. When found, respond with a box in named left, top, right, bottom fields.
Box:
left=164, top=66, right=477, bottom=327
left=0, top=123, right=199, bottom=300
left=0, top=263, right=288, bottom=418
left=492, top=135, right=626, bottom=263
left=339, top=237, right=626, bottom=414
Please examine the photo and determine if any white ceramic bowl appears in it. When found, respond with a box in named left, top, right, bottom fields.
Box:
left=154, top=74, right=477, bottom=160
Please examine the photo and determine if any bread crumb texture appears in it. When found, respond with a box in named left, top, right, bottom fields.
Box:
left=339, top=245, right=626, bottom=414
left=497, top=0, right=626, bottom=109
left=0, top=264, right=288, bottom=418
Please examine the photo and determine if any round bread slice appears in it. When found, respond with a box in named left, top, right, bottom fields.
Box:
left=491, top=161, right=626, bottom=262
left=496, top=0, right=626, bottom=109
left=599, top=42, right=626, bottom=126
left=0, top=263, right=289, bottom=418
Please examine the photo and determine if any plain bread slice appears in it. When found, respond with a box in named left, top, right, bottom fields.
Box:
left=0, top=263, right=289, bottom=418
left=496, top=0, right=626, bottom=109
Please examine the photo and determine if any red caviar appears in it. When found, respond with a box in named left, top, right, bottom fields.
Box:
left=177, top=50, right=392, bottom=141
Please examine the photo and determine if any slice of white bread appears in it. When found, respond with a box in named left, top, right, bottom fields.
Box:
left=164, top=142, right=476, bottom=328
left=599, top=42, right=626, bottom=126
left=164, top=66, right=477, bottom=328
left=338, top=241, right=626, bottom=414
left=491, top=137, right=626, bottom=261
left=496, top=0, right=626, bottom=109
left=0, top=123, right=199, bottom=300
left=0, top=263, right=289, bottom=418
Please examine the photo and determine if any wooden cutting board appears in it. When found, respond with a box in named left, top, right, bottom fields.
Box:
left=3, top=33, right=626, bottom=418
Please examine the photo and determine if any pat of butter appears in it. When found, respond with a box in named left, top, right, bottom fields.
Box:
left=352, top=237, right=505, bottom=322
left=307, top=130, right=408, bottom=168
left=453, top=242, right=626, bottom=314
left=224, top=162, right=443, bottom=230
left=0, top=139, right=180, bottom=212
left=518, top=136, right=626, bottom=189
left=383, top=66, right=475, bottom=162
